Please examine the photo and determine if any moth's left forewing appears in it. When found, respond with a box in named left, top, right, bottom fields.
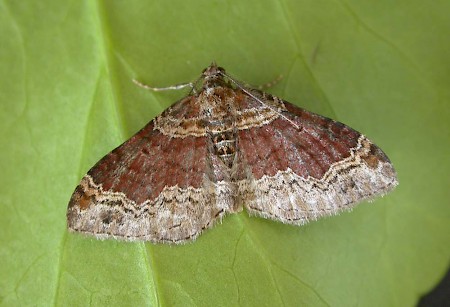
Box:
left=67, top=96, right=234, bottom=243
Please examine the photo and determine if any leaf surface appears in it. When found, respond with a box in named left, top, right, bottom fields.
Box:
left=1, top=0, right=449, bottom=306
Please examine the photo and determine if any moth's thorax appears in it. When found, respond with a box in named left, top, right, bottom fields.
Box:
left=154, top=85, right=283, bottom=138
left=198, top=86, right=239, bottom=119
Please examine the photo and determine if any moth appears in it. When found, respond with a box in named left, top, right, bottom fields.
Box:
left=67, top=63, right=398, bottom=244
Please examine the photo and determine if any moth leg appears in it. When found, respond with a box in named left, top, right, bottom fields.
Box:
left=256, top=74, right=283, bottom=90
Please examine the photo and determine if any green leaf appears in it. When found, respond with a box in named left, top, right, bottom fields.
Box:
left=1, top=0, right=449, bottom=306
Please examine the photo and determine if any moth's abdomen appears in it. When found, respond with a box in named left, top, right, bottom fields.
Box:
left=205, top=116, right=237, bottom=168
left=211, top=129, right=237, bottom=168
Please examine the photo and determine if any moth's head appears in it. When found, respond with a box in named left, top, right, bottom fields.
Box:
left=200, top=63, right=229, bottom=90
left=202, top=63, right=225, bottom=79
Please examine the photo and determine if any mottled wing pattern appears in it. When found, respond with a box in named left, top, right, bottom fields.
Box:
left=237, top=93, right=398, bottom=224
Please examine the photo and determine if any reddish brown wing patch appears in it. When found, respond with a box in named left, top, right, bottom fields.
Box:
left=86, top=122, right=207, bottom=203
